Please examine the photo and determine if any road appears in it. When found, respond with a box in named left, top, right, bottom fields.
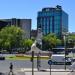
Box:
left=0, top=59, right=72, bottom=72
left=0, top=54, right=75, bottom=75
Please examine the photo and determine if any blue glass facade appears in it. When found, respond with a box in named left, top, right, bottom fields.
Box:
left=37, top=5, right=68, bottom=38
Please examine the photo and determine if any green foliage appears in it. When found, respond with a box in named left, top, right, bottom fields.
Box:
left=68, top=34, right=75, bottom=40
left=0, top=26, right=24, bottom=53
left=21, top=39, right=33, bottom=52
left=42, top=33, right=62, bottom=50
left=31, top=37, right=35, bottom=42
left=56, top=39, right=62, bottom=46
left=0, top=25, right=34, bottom=53
left=67, top=34, right=75, bottom=48
left=22, top=39, right=33, bottom=47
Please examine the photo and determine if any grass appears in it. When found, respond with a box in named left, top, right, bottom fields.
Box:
left=6, top=53, right=75, bottom=60
left=5, top=55, right=49, bottom=60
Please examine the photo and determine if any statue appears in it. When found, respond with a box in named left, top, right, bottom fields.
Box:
left=30, top=28, right=42, bottom=52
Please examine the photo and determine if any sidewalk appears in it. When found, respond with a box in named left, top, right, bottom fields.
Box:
left=19, top=68, right=73, bottom=72
left=3, top=68, right=73, bottom=75
left=16, top=68, right=72, bottom=75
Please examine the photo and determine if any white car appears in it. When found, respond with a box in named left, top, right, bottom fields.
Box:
left=50, top=54, right=72, bottom=65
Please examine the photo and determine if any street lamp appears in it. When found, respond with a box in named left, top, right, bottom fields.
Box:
left=63, top=32, right=69, bottom=70
left=63, top=35, right=66, bottom=70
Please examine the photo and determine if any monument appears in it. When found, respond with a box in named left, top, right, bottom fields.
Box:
left=29, top=28, right=42, bottom=53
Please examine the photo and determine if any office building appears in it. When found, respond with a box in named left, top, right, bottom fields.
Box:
left=0, top=21, right=8, bottom=30
left=0, top=18, right=31, bottom=38
left=37, top=5, right=68, bottom=38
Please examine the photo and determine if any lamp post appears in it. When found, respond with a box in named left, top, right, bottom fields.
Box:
left=63, top=35, right=66, bottom=70
left=63, top=32, right=69, bottom=70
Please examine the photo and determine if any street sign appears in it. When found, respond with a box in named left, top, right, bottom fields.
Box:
left=48, top=60, right=52, bottom=65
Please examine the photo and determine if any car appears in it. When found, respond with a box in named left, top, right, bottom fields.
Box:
left=50, top=54, right=72, bottom=65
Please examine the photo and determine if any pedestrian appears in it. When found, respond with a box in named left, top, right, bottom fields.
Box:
left=9, top=62, right=14, bottom=75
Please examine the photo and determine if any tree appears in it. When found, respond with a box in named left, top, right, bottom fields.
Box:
left=22, top=39, right=33, bottom=52
left=0, top=26, right=24, bottom=53
left=56, top=39, right=62, bottom=46
left=66, top=34, right=75, bottom=48
left=42, top=33, right=62, bottom=51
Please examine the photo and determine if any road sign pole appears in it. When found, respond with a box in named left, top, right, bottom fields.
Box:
left=50, top=64, right=51, bottom=75
left=48, top=60, right=52, bottom=75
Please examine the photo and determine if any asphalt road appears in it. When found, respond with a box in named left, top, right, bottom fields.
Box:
left=0, top=54, right=74, bottom=75
left=0, top=59, right=72, bottom=73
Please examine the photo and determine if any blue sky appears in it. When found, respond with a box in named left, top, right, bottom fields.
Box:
left=0, top=0, right=75, bottom=32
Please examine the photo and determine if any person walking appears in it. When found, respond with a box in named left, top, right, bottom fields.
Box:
left=9, top=62, right=14, bottom=75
